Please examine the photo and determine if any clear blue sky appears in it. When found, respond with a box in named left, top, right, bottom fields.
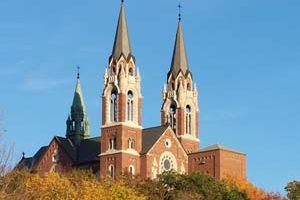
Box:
left=1, top=0, right=299, bottom=195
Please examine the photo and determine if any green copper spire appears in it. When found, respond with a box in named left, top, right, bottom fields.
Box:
left=168, top=14, right=190, bottom=79
left=66, top=68, right=90, bottom=146
left=111, top=1, right=132, bottom=60
left=72, top=71, right=85, bottom=111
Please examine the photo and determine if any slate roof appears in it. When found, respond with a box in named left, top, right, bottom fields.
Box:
left=77, top=137, right=101, bottom=164
left=192, top=144, right=245, bottom=155
left=16, top=136, right=101, bottom=171
left=55, top=136, right=101, bottom=164
left=141, top=125, right=169, bottom=154
left=55, top=136, right=77, bottom=160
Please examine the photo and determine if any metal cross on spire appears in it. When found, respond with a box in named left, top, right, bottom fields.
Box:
left=77, top=66, right=80, bottom=79
left=178, top=3, right=182, bottom=21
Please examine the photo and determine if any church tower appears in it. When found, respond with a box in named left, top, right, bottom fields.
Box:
left=66, top=70, right=90, bottom=146
left=161, top=11, right=199, bottom=153
left=100, top=1, right=142, bottom=178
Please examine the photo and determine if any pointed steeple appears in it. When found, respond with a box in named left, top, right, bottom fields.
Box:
left=168, top=15, right=190, bottom=79
left=66, top=68, right=90, bottom=146
left=161, top=6, right=199, bottom=153
left=111, top=1, right=132, bottom=60
left=71, top=71, right=85, bottom=111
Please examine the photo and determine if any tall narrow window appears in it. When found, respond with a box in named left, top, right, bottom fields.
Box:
left=110, top=91, right=117, bottom=122
left=72, top=121, right=75, bottom=131
left=127, top=91, right=133, bottom=121
left=80, top=121, right=84, bottom=131
left=186, top=105, right=191, bottom=135
left=109, top=165, right=115, bottom=179
left=129, top=165, right=135, bottom=175
left=109, top=136, right=116, bottom=150
left=128, top=138, right=134, bottom=149
left=169, top=104, right=176, bottom=132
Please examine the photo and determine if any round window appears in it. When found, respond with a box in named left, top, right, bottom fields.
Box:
left=165, top=139, right=171, bottom=148
left=160, top=153, right=175, bottom=172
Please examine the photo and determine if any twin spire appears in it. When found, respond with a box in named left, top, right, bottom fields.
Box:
left=168, top=3, right=190, bottom=79
left=111, top=0, right=189, bottom=79
left=111, top=0, right=132, bottom=61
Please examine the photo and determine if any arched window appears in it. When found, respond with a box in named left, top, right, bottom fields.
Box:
left=129, top=67, right=133, bottom=76
left=110, top=90, right=117, bottom=122
left=186, top=105, right=191, bottom=135
left=128, top=138, right=134, bottom=149
left=109, top=164, right=115, bottom=179
left=129, top=165, right=135, bottom=175
left=187, top=83, right=191, bottom=91
left=71, top=121, right=75, bottom=131
left=80, top=120, right=84, bottom=131
left=127, top=91, right=133, bottom=121
left=169, top=104, right=176, bottom=132
left=109, top=136, right=116, bottom=150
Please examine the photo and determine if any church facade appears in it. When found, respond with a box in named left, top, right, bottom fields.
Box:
left=17, top=2, right=246, bottom=180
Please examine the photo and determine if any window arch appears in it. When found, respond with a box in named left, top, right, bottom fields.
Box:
left=168, top=103, right=177, bottom=132
left=128, top=138, right=134, bottom=149
left=109, top=136, right=116, bottom=150
left=110, top=90, right=117, bottom=122
left=127, top=91, right=133, bottom=121
left=187, top=82, right=191, bottom=91
left=109, top=164, right=115, bottom=179
left=112, top=67, right=116, bottom=75
left=129, top=165, right=135, bottom=175
left=129, top=67, right=133, bottom=76
left=186, top=105, right=191, bottom=135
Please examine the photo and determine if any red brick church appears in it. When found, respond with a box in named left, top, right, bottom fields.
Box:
left=17, top=1, right=246, bottom=180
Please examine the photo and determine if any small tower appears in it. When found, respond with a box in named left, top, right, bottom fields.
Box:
left=100, top=1, right=142, bottom=178
left=66, top=69, right=90, bottom=146
left=161, top=7, right=199, bottom=153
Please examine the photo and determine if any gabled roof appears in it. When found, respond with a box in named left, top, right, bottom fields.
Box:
left=141, top=125, right=169, bottom=154
left=111, top=1, right=132, bottom=61
left=197, top=144, right=245, bottom=155
left=77, top=137, right=101, bottom=164
left=54, top=136, right=77, bottom=161
left=168, top=19, right=190, bottom=79
left=55, top=136, right=101, bottom=164
left=15, top=146, right=47, bottom=170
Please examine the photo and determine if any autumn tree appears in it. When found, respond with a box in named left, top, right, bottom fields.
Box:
left=223, top=175, right=286, bottom=200
left=132, top=171, right=248, bottom=200
left=285, top=180, right=300, bottom=200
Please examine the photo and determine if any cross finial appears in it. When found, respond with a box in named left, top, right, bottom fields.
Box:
left=22, top=152, right=25, bottom=158
left=77, top=66, right=80, bottom=79
left=178, top=3, right=182, bottom=21
left=121, top=0, right=124, bottom=3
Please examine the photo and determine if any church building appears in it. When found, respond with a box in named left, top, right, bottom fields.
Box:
left=17, top=1, right=246, bottom=180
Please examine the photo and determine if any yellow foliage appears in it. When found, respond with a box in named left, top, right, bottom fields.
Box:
left=1, top=170, right=146, bottom=200
left=24, top=172, right=76, bottom=199
left=223, top=175, right=281, bottom=200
